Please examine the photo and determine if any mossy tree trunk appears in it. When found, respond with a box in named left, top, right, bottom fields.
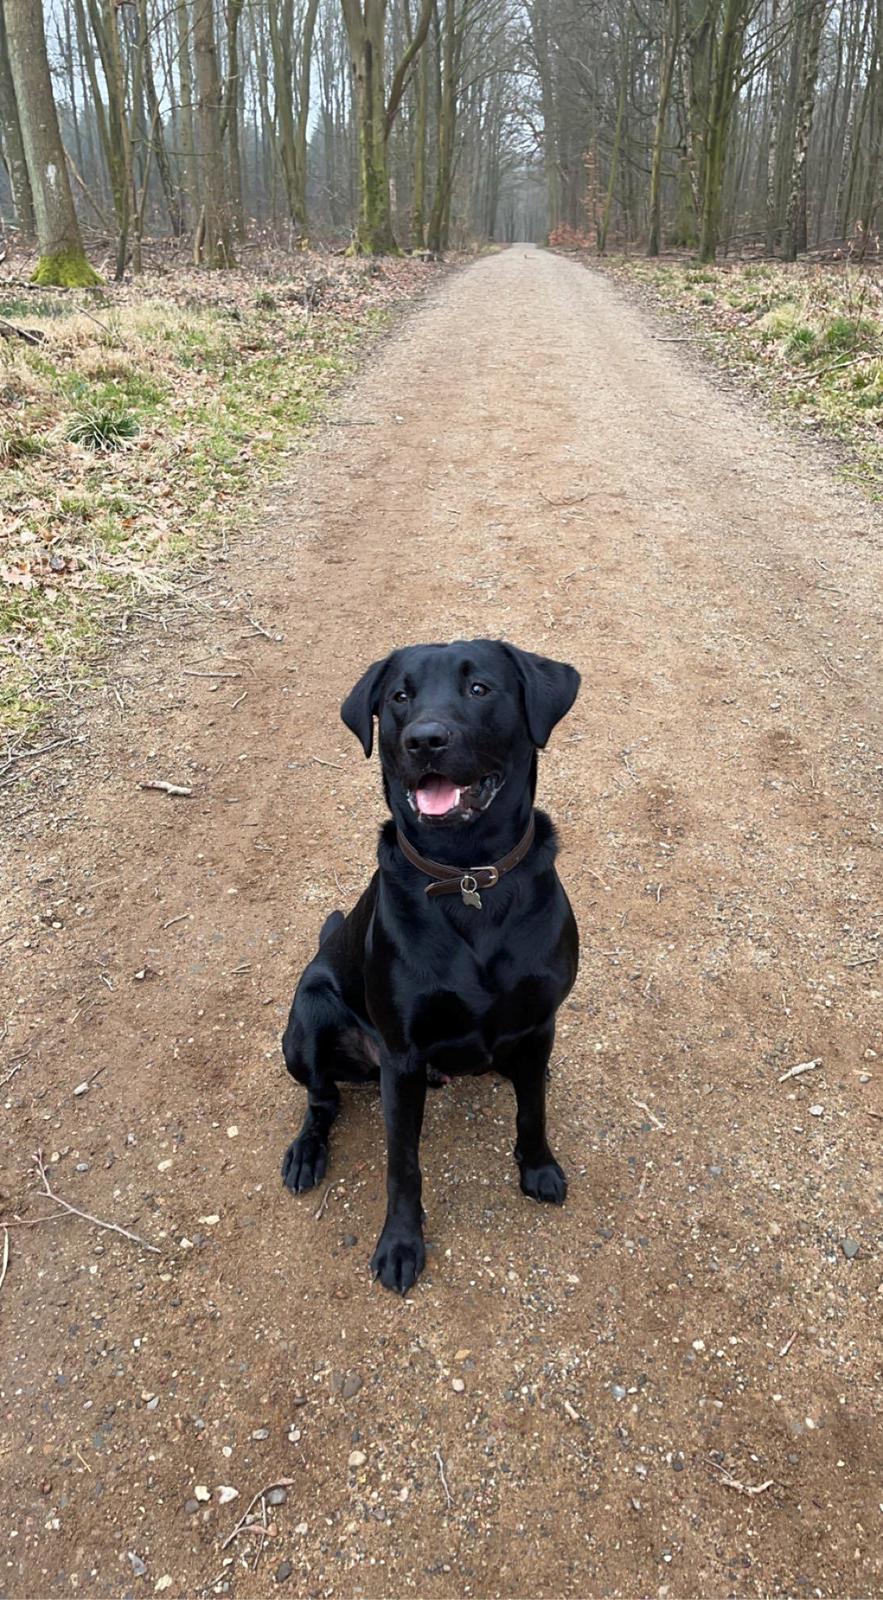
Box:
left=341, top=0, right=433, bottom=254
left=4, top=0, right=100, bottom=285
left=694, top=0, right=750, bottom=261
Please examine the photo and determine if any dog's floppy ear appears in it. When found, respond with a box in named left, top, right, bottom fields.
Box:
left=502, top=644, right=580, bottom=749
left=340, top=653, right=394, bottom=758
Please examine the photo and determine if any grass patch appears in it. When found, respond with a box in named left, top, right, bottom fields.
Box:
left=0, top=254, right=438, bottom=745
left=65, top=408, right=140, bottom=451
left=591, top=256, right=883, bottom=496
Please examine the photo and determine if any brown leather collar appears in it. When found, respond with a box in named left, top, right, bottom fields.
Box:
left=395, top=815, right=536, bottom=908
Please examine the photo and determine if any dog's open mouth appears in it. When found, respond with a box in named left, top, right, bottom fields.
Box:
left=408, top=772, right=502, bottom=821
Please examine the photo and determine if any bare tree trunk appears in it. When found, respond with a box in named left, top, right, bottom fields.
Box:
left=599, top=15, right=629, bottom=252
left=782, top=0, right=825, bottom=259
left=140, top=0, right=183, bottom=235
left=648, top=0, right=680, bottom=254
left=411, top=18, right=428, bottom=245
left=222, top=0, right=245, bottom=236
left=177, top=0, right=199, bottom=231
left=4, top=0, right=99, bottom=283
left=765, top=0, right=784, bottom=253
left=192, top=0, right=234, bottom=265
left=0, top=0, right=35, bottom=237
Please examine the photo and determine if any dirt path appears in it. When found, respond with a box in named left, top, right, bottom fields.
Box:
left=2, top=245, right=881, bottom=1600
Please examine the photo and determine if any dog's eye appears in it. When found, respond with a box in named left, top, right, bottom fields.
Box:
left=469, top=681, right=489, bottom=697
left=392, top=689, right=410, bottom=704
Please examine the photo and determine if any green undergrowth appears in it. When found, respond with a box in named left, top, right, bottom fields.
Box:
left=594, top=257, right=883, bottom=498
left=0, top=259, right=424, bottom=746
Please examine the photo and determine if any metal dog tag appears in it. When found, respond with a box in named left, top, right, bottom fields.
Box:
left=460, top=874, right=482, bottom=910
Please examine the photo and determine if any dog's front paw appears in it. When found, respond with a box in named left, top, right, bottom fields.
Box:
left=519, top=1156, right=567, bottom=1205
left=370, top=1224, right=426, bottom=1294
left=281, top=1133, right=327, bottom=1194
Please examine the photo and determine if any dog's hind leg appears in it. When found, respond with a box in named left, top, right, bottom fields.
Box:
left=280, top=966, right=378, bottom=1193
left=280, top=1049, right=340, bottom=1194
left=280, top=972, right=346, bottom=1193
left=319, top=909, right=345, bottom=946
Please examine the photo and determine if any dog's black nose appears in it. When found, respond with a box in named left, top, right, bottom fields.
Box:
left=404, top=720, right=451, bottom=758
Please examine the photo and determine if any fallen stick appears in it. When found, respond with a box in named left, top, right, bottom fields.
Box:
left=631, top=1098, right=669, bottom=1133
left=139, top=780, right=193, bottom=798
left=779, top=1329, right=799, bottom=1358
left=708, top=1457, right=774, bottom=1496
left=221, top=1479, right=297, bottom=1552
left=434, top=1448, right=453, bottom=1510
left=0, top=317, right=44, bottom=346
left=778, top=1058, right=821, bottom=1083
left=182, top=669, right=242, bottom=680
left=28, top=1151, right=160, bottom=1253
left=314, top=1181, right=337, bottom=1221
left=0, top=1227, right=8, bottom=1296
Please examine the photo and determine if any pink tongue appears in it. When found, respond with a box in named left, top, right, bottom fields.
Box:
left=416, top=776, right=460, bottom=816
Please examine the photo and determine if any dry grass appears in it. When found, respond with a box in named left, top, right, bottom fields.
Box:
left=590, top=256, right=883, bottom=497
left=0, top=253, right=439, bottom=745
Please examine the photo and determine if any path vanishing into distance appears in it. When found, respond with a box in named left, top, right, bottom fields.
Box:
left=1, top=246, right=881, bottom=1598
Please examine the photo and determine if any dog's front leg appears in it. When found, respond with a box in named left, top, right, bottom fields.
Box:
left=370, top=1050, right=427, bottom=1294
left=505, top=1022, right=568, bottom=1205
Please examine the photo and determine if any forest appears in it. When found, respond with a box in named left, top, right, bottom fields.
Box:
left=1, top=0, right=881, bottom=283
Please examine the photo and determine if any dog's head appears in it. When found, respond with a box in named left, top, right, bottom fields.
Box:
left=341, top=640, right=579, bottom=830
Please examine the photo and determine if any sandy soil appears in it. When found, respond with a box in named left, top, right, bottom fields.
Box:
left=1, top=245, right=881, bottom=1600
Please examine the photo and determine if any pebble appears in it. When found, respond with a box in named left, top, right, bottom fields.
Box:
left=227, top=1126, right=239, bottom=1138
left=808, top=1104, right=824, bottom=1117
left=348, top=1450, right=367, bottom=1468
left=267, top=1488, right=287, bottom=1507
left=75, top=1162, right=90, bottom=1173
left=128, top=1553, right=147, bottom=1577
left=451, top=1378, right=465, bottom=1393
left=194, top=1485, right=211, bottom=1502
left=342, top=1373, right=363, bottom=1400
left=275, top=1562, right=293, bottom=1585
left=184, top=1500, right=200, bottom=1515
left=73, top=1082, right=90, bottom=1098
left=342, top=1234, right=358, bottom=1247
left=841, top=1238, right=860, bottom=1259
left=611, top=1384, right=627, bottom=1401
left=252, top=1428, right=270, bottom=1440
left=287, top=1428, right=302, bottom=1444
left=217, top=1486, right=239, bottom=1505
left=154, top=1580, right=172, bottom=1593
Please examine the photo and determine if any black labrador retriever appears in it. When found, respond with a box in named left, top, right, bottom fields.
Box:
left=281, top=639, right=580, bottom=1292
